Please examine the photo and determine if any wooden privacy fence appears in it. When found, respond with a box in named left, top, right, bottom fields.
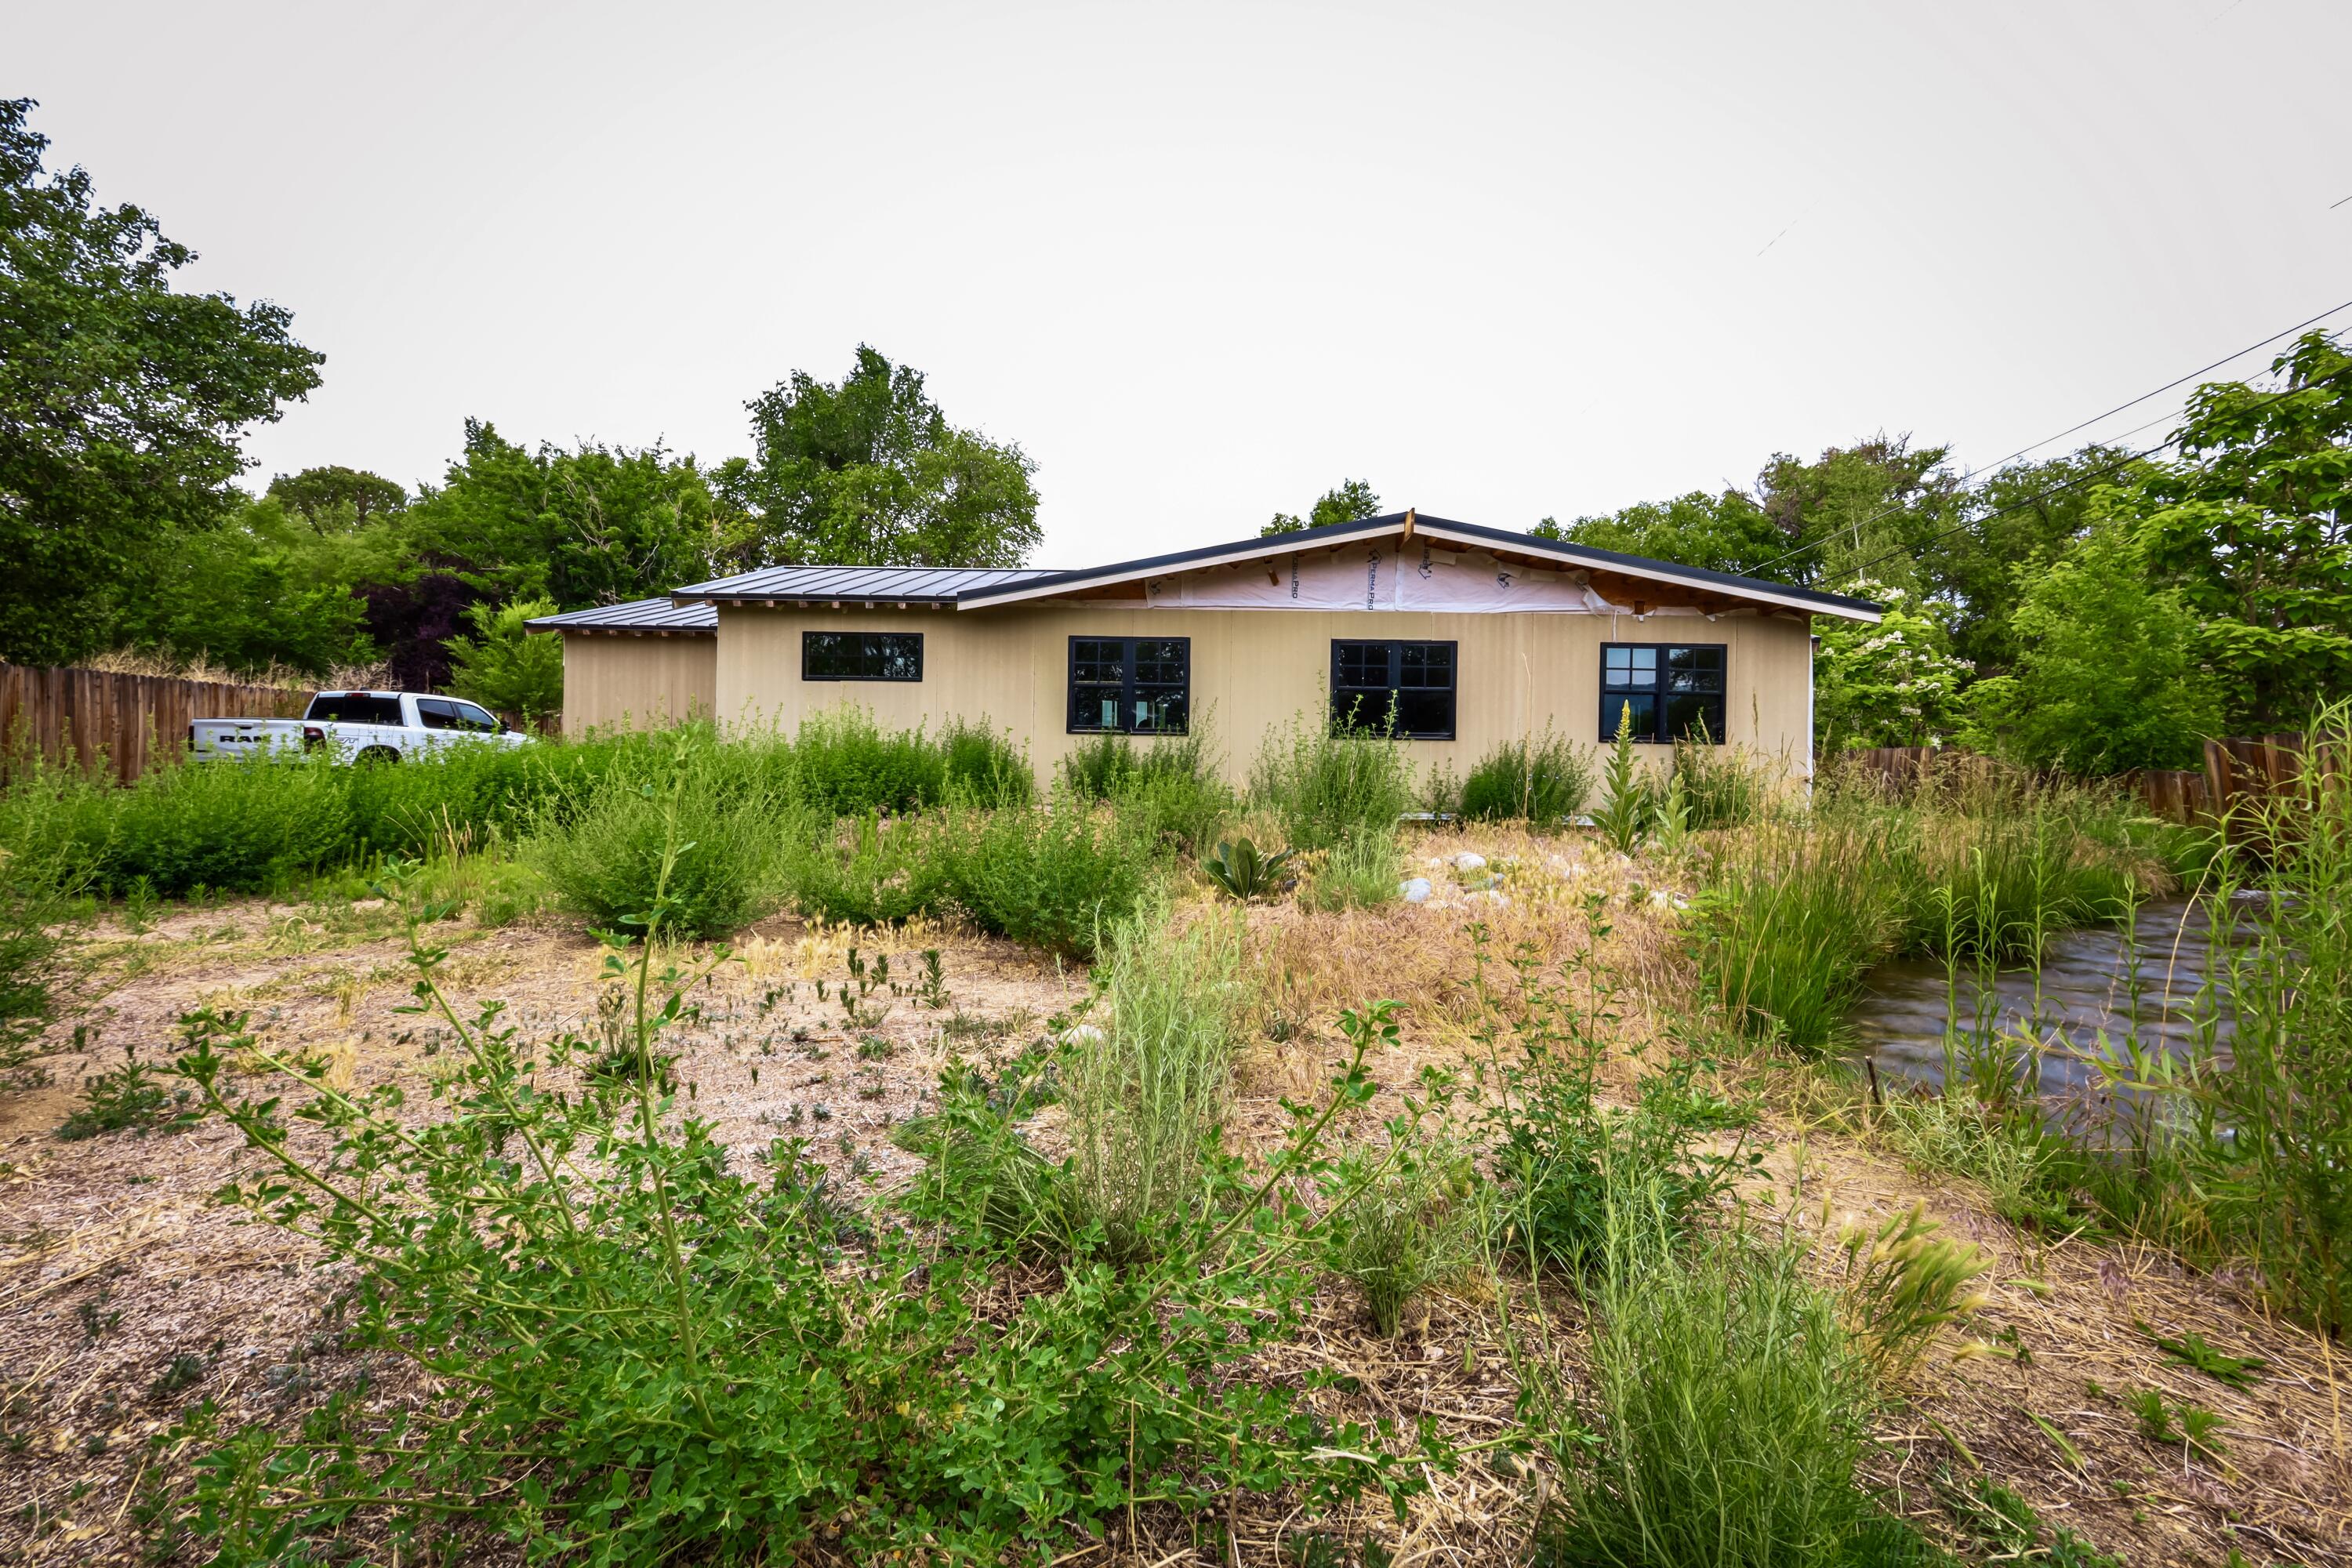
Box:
left=0, top=664, right=308, bottom=786
left=1834, top=735, right=2339, bottom=826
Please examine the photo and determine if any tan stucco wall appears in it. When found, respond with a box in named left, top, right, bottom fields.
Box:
left=561, top=634, right=718, bottom=738
left=710, top=603, right=1814, bottom=787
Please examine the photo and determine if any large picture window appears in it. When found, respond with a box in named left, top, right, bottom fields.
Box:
left=1068, top=637, right=1190, bottom=733
left=1330, top=640, right=1457, bottom=740
left=803, top=631, right=923, bottom=682
left=1600, top=642, right=1725, bottom=743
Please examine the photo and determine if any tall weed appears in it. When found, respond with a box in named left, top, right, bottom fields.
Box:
left=781, top=811, right=954, bottom=927
left=531, top=745, right=785, bottom=938
left=1062, top=900, right=1254, bottom=1257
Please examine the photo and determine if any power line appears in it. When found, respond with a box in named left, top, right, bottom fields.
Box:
left=1816, top=360, right=2352, bottom=596
left=1741, top=297, right=2352, bottom=582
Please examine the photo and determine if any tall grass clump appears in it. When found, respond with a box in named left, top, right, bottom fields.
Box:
left=1698, top=818, right=1907, bottom=1055
left=949, top=793, right=1158, bottom=956
left=1250, top=711, right=1413, bottom=852
left=1530, top=1196, right=1929, bottom=1568
left=1301, top=826, right=1403, bottom=913
left=1326, top=1134, right=1473, bottom=1335
left=2183, top=706, right=2352, bottom=1334
left=1063, top=899, right=1256, bottom=1258
left=531, top=742, right=786, bottom=938
left=1458, top=731, right=1592, bottom=824
left=1672, top=727, right=1776, bottom=829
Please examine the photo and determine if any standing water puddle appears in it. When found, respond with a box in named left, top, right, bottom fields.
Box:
left=1847, top=897, right=2252, bottom=1096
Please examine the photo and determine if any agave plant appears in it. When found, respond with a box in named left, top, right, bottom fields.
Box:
left=1201, top=837, right=1295, bottom=901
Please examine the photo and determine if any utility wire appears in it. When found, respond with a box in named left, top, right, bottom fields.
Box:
left=1814, top=360, right=2352, bottom=596
left=1741, top=297, right=2352, bottom=583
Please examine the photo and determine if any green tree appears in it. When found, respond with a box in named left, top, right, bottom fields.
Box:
left=402, top=422, right=742, bottom=608
left=1263, top=478, right=1382, bottom=536
left=444, top=597, right=564, bottom=722
left=723, top=346, right=1040, bottom=566
left=1920, top=446, right=2147, bottom=676
left=1813, top=582, right=1969, bottom=751
left=1961, top=519, right=2221, bottom=774
left=2122, top=330, right=2352, bottom=731
left=1540, top=489, right=1788, bottom=579
left=267, top=466, right=408, bottom=532
left=115, top=494, right=384, bottom=677
left=0, top=97, right=325, bottom=664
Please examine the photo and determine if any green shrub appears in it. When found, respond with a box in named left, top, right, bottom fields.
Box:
left=1302, top=827, right=1402, bottom=913
left=0, top=840, right=85, bottom=1054
left=1059, top=733, right=1140, bottom=800
left=949, top=798, right=1156, bottom=956
left=531, top=756, right=783, bottom=939
left=1459, top=732, right=1592, bottom=823
left=1062, top=731, right=1231, bottom=850
left=101, top=756, right=354, bottom=895
left=781, top=811, right=955, bottom=927
left=57, top=1043, right=195, bottom=1140
left=162, top=886, right=1427, bottom=1563
left=938, top=717, right=1033, bottom=807
left=793, top=707, right=946, bottom=817
left=1250, top=712, right=1413, bottom=852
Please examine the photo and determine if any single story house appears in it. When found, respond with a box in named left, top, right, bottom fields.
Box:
left=526, top=510, right=1881, bottom=783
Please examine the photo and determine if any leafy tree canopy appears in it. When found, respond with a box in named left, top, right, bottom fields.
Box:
left=112, top=494, right=391, bottom=679
left=267, top=465, right=407, bottom=533
left=2119, top=329, right=2352, bottom=731
left=722, top=346, right=1040, bottom=567
left=1960, top=518, right=2221, bottom=773
left=1263, top=478, right=1382, bottom=536
left=1812, top=582, right=1970, bottom=752
left=0, top=97, right=325, bottom=664
left=401, top=420, right=746, bottom=609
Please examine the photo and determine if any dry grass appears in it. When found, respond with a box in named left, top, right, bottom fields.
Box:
left=2, top=823, right=2345, bottom=1565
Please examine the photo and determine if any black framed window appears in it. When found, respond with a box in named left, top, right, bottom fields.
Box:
left=1330, top=640, right=1456, bottom=740
left=803, top=631, right=923, bottom=682
left=1600, top=643, right=1725, bottom=743
left=1068, top=637, right=1190, bottom=733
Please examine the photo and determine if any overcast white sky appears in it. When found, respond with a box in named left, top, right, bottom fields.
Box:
left=16, top=0, right=2352, bottom=567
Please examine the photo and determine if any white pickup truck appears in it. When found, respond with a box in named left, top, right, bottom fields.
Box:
left=190, top=691, right=533, bottom=766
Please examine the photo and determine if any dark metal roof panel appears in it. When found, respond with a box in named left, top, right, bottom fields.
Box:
left=524, top=598, right=717, bottom=633
left=671, top=564, right=1062, bottom=602
left=949, top=513, right=1885, bottom=618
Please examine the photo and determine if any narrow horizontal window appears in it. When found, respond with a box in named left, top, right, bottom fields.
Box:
left=803, top=631, right=924, bottom=682
left=1068, top=637, right=1190, bottom=734
left=1600, top=641, right=1724, bottom=743
left=1330, top=640, right=1456, bottom=740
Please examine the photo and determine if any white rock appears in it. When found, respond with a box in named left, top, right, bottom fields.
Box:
left=1399, top=877, right=1433, bottom=903
left=1453, top=851, right=1487, bottom=872
left=1473, top=889, right=1511, bottom=907
left=1063, top=1023, right=1106, bottom=1044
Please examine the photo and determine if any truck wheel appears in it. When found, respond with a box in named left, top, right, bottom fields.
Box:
left=354, top=746, right=401, bottom=767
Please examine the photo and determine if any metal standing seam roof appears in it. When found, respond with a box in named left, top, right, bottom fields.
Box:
left=950, top=512, right=1886, bottom=621
left=523, top=598, right=718, bottom=633
left=668, top=564, right=1062, bottom=604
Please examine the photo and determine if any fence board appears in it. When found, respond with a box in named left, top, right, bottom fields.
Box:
left=0, top=665, right=309, bottom=786
left=1827, top=739, right=2320, bottom=826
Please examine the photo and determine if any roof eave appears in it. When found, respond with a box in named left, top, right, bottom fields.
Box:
left=949, top=516, right=1882, bottom=622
